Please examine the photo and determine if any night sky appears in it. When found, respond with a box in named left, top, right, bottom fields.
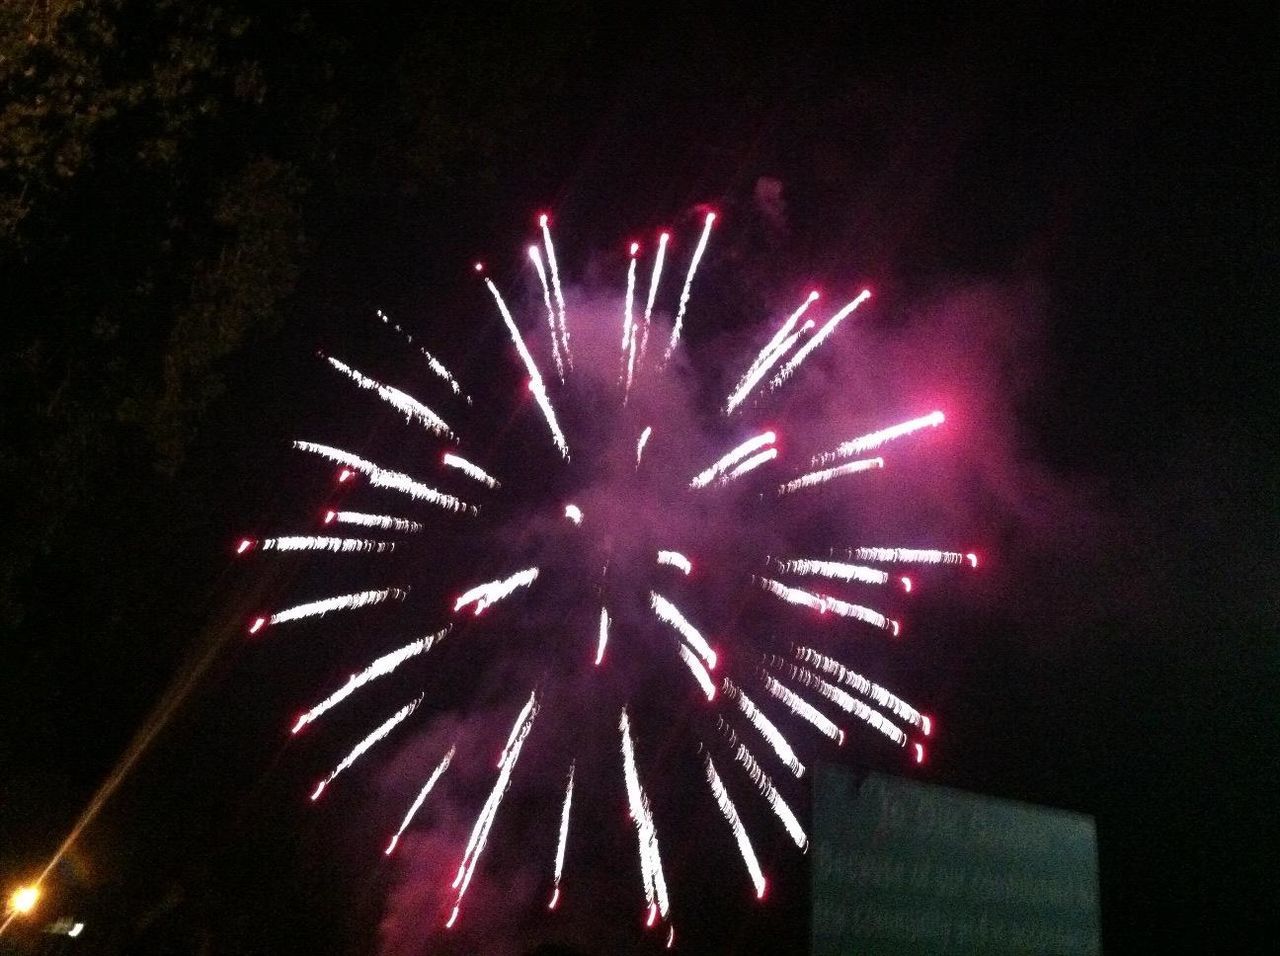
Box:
left=1, top=4, right=1276, bottom=954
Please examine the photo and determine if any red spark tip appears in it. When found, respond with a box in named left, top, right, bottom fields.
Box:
left=914, top=743, right=926, bottom=764
left=236, top=538, right=254, bottom=554
left=310, top=782, right=325, bottom=801
left=323, top=510, right=337, bottom=524
left=445, top=906, right=460, bottom=929
left=385, top=836, right=398, bottom=856
left=338, top=468, right=352, bottom=483
left=838, top=730, right=846, bottom=747
left=966, top=552, right=979, bottom=569
left=658, top=230, right=671, bottom=243
left=757, top=878, right=768, bottom=900
left=645, top=903, right=659, bottom=928
left=922, top=715, right=934, bottom=736
left=667, top=926, right=675, bottom=949
left=890, top=620, right=902, bottom=637
left=900, top=576, right=913, bottom=593
left=808, top=289, right=821, bottom=301
left=538, top=213, right=549, bottom=227
left=473, top=261, right=485, bottom=273
left=548, top=887, right=560, bottom=910
left=248, top=617, right=267, bottom=635
left=629, top=241, right=640, bottom=256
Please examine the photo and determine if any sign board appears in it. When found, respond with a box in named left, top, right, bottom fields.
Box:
left=812, top=768, right=1100, bottom=955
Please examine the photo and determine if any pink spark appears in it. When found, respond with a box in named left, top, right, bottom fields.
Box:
left=914, top=743, right=926, bottom=764
left=310, top=781, right=325, bottom=801
left=236, top=538, right=254, bottom=554
left=966, top=552, right=979, bottom=568
left=384, top=835, right=399, bottom=856
left=337, top=468, right=352, bottom=483
left=646, top=903, right=659, bottom=928
left=323, top=510, right=336, bottom=524
left=248, top=617, right=266, bottom=635
left=900, top=576, right=913, bottom=593
left=548, top=887, right=560, bottom=910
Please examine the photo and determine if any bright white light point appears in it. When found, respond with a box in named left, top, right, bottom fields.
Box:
left=338, top=468, right=352, bottom=482
left=69, top=923, right=84, bottom=938
left=915, top=743, right=925, bottom=764
left=565, top=504, right=583, bottom=525
left=548, top=887, right=560, bottom=910
left=667, top=926, right=675, bottom=948
left=901, top=576, right=913, bottom=593
left=236, top=539, right=253, bottom=554
left=966, top=552, right=979, bottom=568
left=446, top=905, right=459, bottom=928
left=324, top=510, right=336, bottom=524
left=630, top=242, right=640, bottom=255
left=646, top=903, right=658, bottom=928
left=248, top=617, right=266, bottom=634
left=10, top=885, right=39, bottom=914
left=923, top=715, right=933, bottom=735
left=539, top=213, right=548, bottom=227
left=657, top=551, right=693, bottom=575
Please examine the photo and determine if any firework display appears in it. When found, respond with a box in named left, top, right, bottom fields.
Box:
left=237, top=208, right=978, bottom=943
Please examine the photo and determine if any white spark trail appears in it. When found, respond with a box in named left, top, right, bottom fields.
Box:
left=813, top=410, right=945, bottom=465
left=721, top=446, right=778, bottom=484
left=677, top=644, right=717, bottom=700
left=726, top=737, right=808, bottom=850
left=663, top=212, right=716, bottom=364
left=442, top=453, right=500, bottom=489
left=770, top=557, right=889, bottom=586
left=704, top=755, right=767, bottom=898
left=690, top=431, right=776, bottom=489
left=453, top=568, right=539, bottom=616
left=775, top=662, right=906, bottom=747
left=636, top=426, right=653, bottom=469
left=259, top=536, right=394, bottom=554
left=539, top=215, right=572, bottom=369
left=620, top=708, right=670, bottom=919
left=595, top=607, right=609, bottom=666
left=650, top=592, right=717, bottom=669
left=528, top=245, right=566, bottom=380
left=777, top=456, right=884, bottom=495
left=549, top=762, right=575, bottom=907
left=726, top=290, right=820, bottom=413
left=254, top=587, right=406, bottom=633
left=762, top=675, right=843, bottom=745
left=638, top=232, right=669, bottom=362
left=375, top=309, right=469, bottom=402
left=656, top=551, right=692, bottom=575
left=324, top=356, right=453, bottom=439
left=327, top=511, right=421, bottom=533
left=794, top=645, right=930, bottom=734
left=852, top=546, right=976, bottom=568
left=293, top=441, right=475, bottom=513
left=769, top=290, right=871, bottom=390
left=722, top=680, right=805, bottom=777
left=622, top=244, right=639, bottom=398
left=755, top=576, right=895, bottom=632
left=291, top=627, right=451, bottom=734
left=483, top=278, right=570, bottom=458
left=310, top=694, right=421, bottom=801
left=385, top=745, right=455, bottom=855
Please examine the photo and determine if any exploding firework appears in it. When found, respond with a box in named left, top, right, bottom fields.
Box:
left=238, top=207, right=979, bottom=944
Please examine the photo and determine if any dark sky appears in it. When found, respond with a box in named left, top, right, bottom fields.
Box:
left=2, top=3, right=1276, bottom=954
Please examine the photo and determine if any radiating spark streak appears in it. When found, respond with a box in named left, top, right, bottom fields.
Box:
left=310, top=694, right=421, bottom=801
left=596, top=607, right=609, bottom=666
left=376, top=309, right=469, bottom=401
left=622, top=244, right=640, bottom=398
left=664, top=212, right=716, bottom=363
left=324, top=356, right=453, bottom=439
left=293, top=442, right=475, bottom=513
left=725, top=737, right=808, bottom=850
left=755, top=577, right=894, bottom=631
left=453, top=568, right=539, bottom=615
left=649, top=592, right=717, bottom=669
left=769, top=290, right=871, bottom=390
left=721, top=446, right=778, bottom=484
left=550, top=762, right=575, bottom=907
left=619, top=708, right=670, bottom=918
left=564, top=503, right=583, bottom=525
left=255, top=588, right=406, bottom=633
left=722, top=680, right=805, bottom=777
left=257, top=536, right=395, bottom=554
left=794, top=646, right=930, bottom=734
left=657, top=551, right=692, bottom=575
left=528, top=245, right=566, bottom=380
left=385, top=745, right=455, bottom=855
left=777, top=456, right=884, bottom=495
left=813, top=410, right=945, bottom=465
left=762, top=675, right=843, bottom=745
left=539, top=215, right=572, bottom=369
left=636, top=426, right=653, bottom=468
left=638, top=232, right=669, bottom=361
left=775, top=662, right=906, bottom=747
left=442, top=452, right=500, bottom=489
left=452, top=693, right=539, bottom=915
left=677, top=644, right=717, bottom=700
left=852, top=546, right=976, bottom=568
left=483, top=277, right=570, bottom=458
left=770, top=557, right=889, bottom=586
left=704, top=755, right=766, bottom=898
left=726, top=290, right=820, bottom=413
left=690, top=431, right=776, bottom=489
left=327, top=511, right=422, bottom=533
left=292, top=627, right=451, bottom=734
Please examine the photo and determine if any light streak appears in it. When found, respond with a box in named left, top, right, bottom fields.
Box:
left=774, top=661, right=906, bottom=747
left=253, top=587, right=406, bottom=633
left=664, top=212, right=715, bottom=363
left=619, top=708, right=670, bottom=919
left=762, top=675, right=843, bottom=745
left=256, top=536, right=395, bottom=554
left=385, top=745, right=455, bottom=855
left=770, top=557, right=889, bottom=586
left=704, top=756, right=766, bottom=899
left=293, top=441, right=475, bottom=513
left=596, top=607, right=609, bottom=666
left=310, top=694, right=421, bottom=801
left=776, top=456, right=884, bottom=495
left=324, top=355, right=453, bottom=439
left=769, top=290, right=871, bottom=390
left=292, top=627, right=451, bottom=734
left=622, top=243, right=639, bottom=398
left=755, top=576, right=894, bottom=631
left=483, top=277, right=570, bottom=458
left=726, top=737, right=808, bottom=850
left=726, top=290, right=820, bottom=413
left=638, top=231, right=669, bottom=361
left=636, top=426, right=653, bottom=468
left=852, top=546, right=973, bottom=567
left=793, top=645, right=930, bottom=734
left=550, top=761, right=575, bottom=907
left=528, top=244, right=566, bottom=380
left=722, top=680, right=805, bottom=777
left=721, top=446, right=778, bottom=484
left=442, top=452, right=500, bottom=489
left=649, top=592, right=717, bottom=669
left=539, top=214, right=572, bottom=369
left=453, top=568, right=539, bottom=615
left=326, top=511, right=422, bottom=533
left=677, top=644, right=716, bottom=700
left=656, top=550, right=692, bottom=575
left=813, top=410, right=945, bottom=465
left=690, top=431, right=776, bottom=489
left=376, top=309, right=469, bottom=401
